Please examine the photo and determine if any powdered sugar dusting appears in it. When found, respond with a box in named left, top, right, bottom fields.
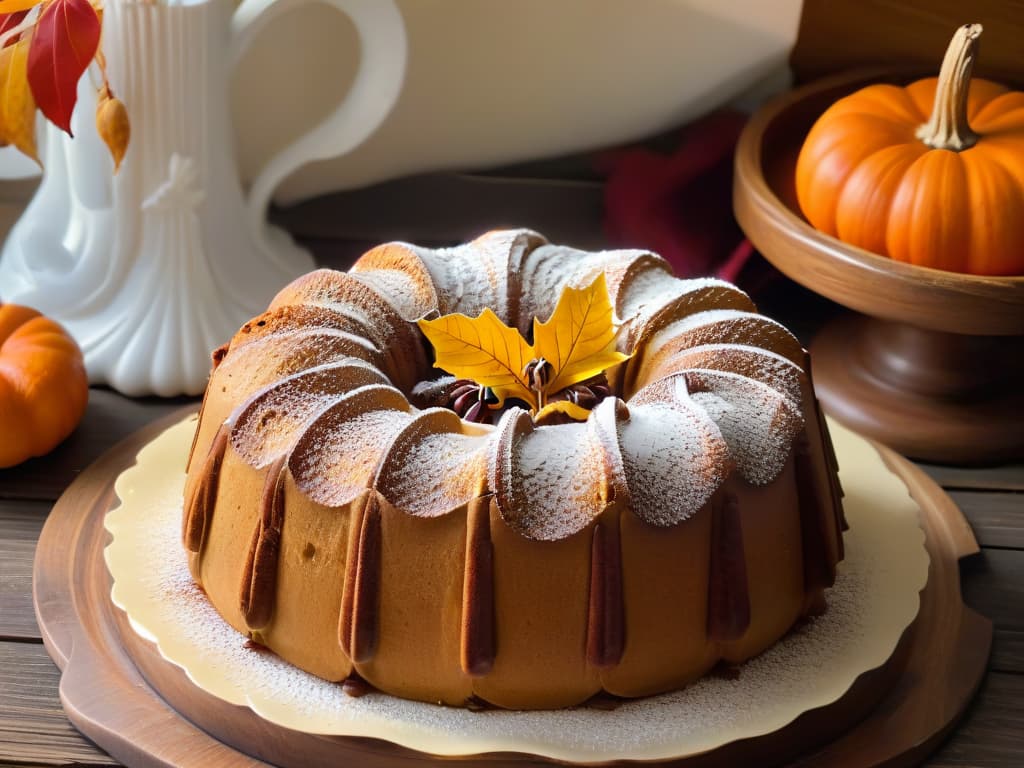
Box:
left=273, top=271, right=404, bottom=350
left=107, top=416, right=928, bottom=764
left=616, top=268, right=688, bottom=322
left=377, top=413, right=494, bottom=518
left=619, top=276, right=752, bottom=336
left=207, top=233, right=814, bottom=550
left=628, top=288, right=755, bottom=361
left=640, top=344, right=804, bottom=406
left=517, top=245, right=568, bottom=331
left=271, top=271, right=425, bottom=392
left=289, top=386, right=413, bottom=507
left=518, top=245, right=654, bottom=334
left=231, top=361, right=387, bottom=469
left=351, top=269, right=436, bottom=321
left=213, top=329, right=384, bottom=407
left=685, top=370, right=804, bottom=486
left=618, top=397, right=730, bottom=526
left=415, top=244, right=495, bottom=318
left=645, top=309, right=802, bottom=365
left=497, top=421, right=606, bottom=541
left=415, top=230, right=542, bottom=323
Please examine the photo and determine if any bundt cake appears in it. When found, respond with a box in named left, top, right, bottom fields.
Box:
left=183, top=229, right=844, bottom=710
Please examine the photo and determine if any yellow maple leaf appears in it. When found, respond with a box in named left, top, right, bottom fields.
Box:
left=534, top=400, right=592, bottom=424
left=532, top=273, right=630, bottom=395
left=0, top=37, right=38, bottom=163
left=418, top=308, right=536, bottom=408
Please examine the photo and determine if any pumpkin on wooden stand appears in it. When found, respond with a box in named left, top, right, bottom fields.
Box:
left=0, top=304, right=88, bottom=468
left=796, top=24, right=1024, bottom=276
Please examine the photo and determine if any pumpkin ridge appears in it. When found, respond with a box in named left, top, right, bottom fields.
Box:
left=835, top=111, right=921, bottom=134
left=964, top=80, right=1013, bottom=122
left=837, top=144, right=922, bottom=251
left=889, top=150, right=972, bottom=270
left=962, top=154, right=1024, bottom=274
left=970, top=103, right=1024, bottom=133
left=4, top=327, right=80, bottom=353
left=0, top=305, right=40, bottom=343
left=0, top=360, right=28, bottom=396
left=797, top=118, right=918, bottom=236
left=904, top=79, right=940, bottom=125
left=829, top=84, right=925, bottom=124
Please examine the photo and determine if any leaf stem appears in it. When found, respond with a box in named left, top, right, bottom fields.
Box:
left=916, top=23, right=982, bottom=151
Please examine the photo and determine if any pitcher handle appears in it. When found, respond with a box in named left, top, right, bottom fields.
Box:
left=230, top=0, right=406, bottom=235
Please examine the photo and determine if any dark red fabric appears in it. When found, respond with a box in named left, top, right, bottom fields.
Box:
left=599, top=110, right=756, bottom=285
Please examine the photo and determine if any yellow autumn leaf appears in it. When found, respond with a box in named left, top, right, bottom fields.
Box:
left=0, top=0, right=43, bottom=14
left=0, top=37, right=38, bottom=163
left=534, top=400, right=592, bottom=424
left=418, top=308, right=536, bottom=407
left=532, top=272, right=630, bottom=394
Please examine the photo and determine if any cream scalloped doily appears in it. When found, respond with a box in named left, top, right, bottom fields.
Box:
left=105, top=415, right=928, bottom=763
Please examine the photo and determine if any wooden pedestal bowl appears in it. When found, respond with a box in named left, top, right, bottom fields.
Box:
left=734, top=70, right=1024, bottom=464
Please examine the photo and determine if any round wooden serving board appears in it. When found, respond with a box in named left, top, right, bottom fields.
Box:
left=34, top=409, right=991, bottom=767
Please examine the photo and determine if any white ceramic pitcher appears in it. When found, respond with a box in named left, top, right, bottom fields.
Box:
left=234, top=0, right=804, bottom=203
left=0, top=0, right=407, bottom=396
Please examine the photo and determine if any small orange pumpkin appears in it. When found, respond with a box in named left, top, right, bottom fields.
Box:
left=0, top=304, right=88, bottom=468
left=796, top=24, right=1024, bottom=276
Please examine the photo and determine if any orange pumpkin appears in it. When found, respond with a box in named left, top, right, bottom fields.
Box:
left=796, top=24, right=1024, bottom=276
left=0, top=304, right=88, bottom=468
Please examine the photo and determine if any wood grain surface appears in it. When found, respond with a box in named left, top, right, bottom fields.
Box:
left=26, top=405, right=983, bottom=768
left=0, top=261, right=1021, bottom=766
left=0, top=641, right=118, bottom=766
left=4, top=5, right=1024, bottom=754
left=792, top=0, right=1024, bottom=85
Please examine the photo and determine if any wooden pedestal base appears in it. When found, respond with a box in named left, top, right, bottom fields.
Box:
left=734, top=68, right=1024, bottom=465
left=811, top=315, right=1024, bottom=464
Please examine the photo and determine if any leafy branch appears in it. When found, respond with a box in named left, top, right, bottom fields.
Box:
left=0, top=0, right=129, bottom=169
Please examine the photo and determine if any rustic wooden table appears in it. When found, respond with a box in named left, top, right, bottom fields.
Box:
left=0, top=233, right=1021, bottom=766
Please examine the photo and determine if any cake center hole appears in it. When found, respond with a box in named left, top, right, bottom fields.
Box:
left=410, top=373, right=613, bottom=426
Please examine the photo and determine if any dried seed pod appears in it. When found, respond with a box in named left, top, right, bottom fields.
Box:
left=464, top=400, right=487, bottom=423
left=547, top=373, right=611, bottom=412
left=450, top=383, right=479, bottom=400
left=96, top=87, right=130, bottom=171
left=444, top=379, right=498, bottom=424
left=411, top=376, right=458, bottom=408
left=522, top=357, right=553, bottom=393
left=453, top=389, right=478, bottom=415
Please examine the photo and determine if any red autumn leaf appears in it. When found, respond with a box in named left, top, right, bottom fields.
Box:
left=0, top=11, right=28, bottom=47
left=27, top=0, right=100, bottom=135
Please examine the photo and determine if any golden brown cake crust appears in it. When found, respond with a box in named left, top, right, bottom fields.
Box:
left=183, top=230, right=845, bottom=710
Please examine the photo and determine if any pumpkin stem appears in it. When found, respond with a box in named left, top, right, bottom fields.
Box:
left=916, top=23, right=982, bottom=151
